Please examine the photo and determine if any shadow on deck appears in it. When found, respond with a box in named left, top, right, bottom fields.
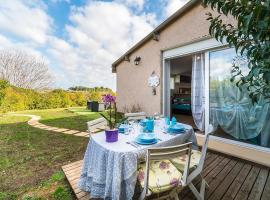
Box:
left=62, top=151, right=270, bottom=200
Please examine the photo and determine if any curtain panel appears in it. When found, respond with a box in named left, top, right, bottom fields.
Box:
left=191, top=53, right=205, bottom=131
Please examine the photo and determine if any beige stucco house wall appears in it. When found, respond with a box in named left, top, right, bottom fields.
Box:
left=112, top=0, right=270, bottom=167
left=114, top=1, right=234, bottom=115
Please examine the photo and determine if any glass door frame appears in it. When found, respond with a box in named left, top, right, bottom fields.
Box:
left=162, top=38, right=225, bottom=131
left=163, top=38, right=270, bottom=155
left=204, top=51, right=210, bottom=134
left=205, top=47, right=270, bottom=152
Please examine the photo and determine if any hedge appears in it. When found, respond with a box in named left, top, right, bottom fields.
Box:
left=0, top=80, right=115, bottom=112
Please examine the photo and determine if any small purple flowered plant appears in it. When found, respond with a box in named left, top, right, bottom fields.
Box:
left=159, top=161, right=169, bottom=170
left=102, top=94, right=116, bottom=106
left=100, top=94, right=118, bottom=129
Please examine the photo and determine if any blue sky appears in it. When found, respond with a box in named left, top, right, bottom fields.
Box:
left=0, top=0, right=188, bottom=91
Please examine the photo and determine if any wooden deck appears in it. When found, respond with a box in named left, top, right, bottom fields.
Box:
left=62, top=151, right=270, bottom=200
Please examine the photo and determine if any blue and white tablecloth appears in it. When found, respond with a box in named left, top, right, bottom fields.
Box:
left=78, top=120, right=197, bottom=200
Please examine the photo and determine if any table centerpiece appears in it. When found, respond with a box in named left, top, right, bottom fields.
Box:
left=99, top=94, right=125, bottom=142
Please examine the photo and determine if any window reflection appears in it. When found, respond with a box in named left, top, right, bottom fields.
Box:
left=209, top=48, right=270, bottom=148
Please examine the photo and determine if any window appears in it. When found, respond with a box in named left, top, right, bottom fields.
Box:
left=209, top=48, right=270, bottom=148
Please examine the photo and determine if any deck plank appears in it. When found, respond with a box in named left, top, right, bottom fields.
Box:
left=234, top=166, right=260, bottom=200
left=248, top=168, right=269, bottom=200
left=208, top=161, right=244, bottom=200
left=179, top=153, right=222, bottom=198
left=221, top=163, right=252, bottom=200
left=261, top=171, right=270, bottom=200
left=62, top=151, right=270, bottom=200
left=183, top=156, right=231, bottom=200
left=203, top=160, right=237, bottom=200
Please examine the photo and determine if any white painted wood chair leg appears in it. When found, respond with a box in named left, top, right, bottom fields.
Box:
left=187, top=178, right=206, bottom=200
left=139, top=191, right=146, bottom=200
left=173, top=192, right=180, bottom=200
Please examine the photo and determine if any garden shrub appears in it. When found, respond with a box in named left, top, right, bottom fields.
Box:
left=0, top=80, right=115, bottom=113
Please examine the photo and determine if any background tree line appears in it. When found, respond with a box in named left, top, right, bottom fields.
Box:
left=0, top=80, right=115, bottom=113
left=0, top=49, right=115, bottom=112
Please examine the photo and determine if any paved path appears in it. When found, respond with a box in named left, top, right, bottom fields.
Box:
left=11, top=114, right=89, bottom=137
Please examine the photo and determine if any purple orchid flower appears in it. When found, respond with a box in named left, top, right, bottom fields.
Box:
left=102, top=94, right=116, bottom=105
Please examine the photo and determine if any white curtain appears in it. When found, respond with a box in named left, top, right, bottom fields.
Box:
left=191, top=53, right=205, bottom=131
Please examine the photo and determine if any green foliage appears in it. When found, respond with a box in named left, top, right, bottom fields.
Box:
left=69, top=85, right=112, bottom=92
left=0, top=192, right=17, bottom=200
left=50, top=171, right=65, bottom=182
left=0, top=80, right=9, bottom=108
left=0, top=81, right=116, bottom=112
left=100, top=110, right=126, bottom=129
left=204, top=0, right=270, bottom=103
left=52, top=186, right=72, bottom=200
left=22, top=196, right=43, bottom=200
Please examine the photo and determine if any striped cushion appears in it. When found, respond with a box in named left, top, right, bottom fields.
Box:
left=137, top=160, right=182, bottom=194
left=170, top=150, right=201, bottom=172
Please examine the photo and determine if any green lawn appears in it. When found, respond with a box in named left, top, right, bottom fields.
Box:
left=16, top=107, right=101, bottom=132
left=0, top=108, right=99, bottom=200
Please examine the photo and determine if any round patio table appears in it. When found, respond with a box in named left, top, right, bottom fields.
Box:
left=78, top=120, right=197, bottom=200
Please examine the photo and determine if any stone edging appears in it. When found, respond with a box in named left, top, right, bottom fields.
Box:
left=10, top=114, right=89, bottom=137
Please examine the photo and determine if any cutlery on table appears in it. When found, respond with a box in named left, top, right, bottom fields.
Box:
left=126, top=141, right=139, bottom=148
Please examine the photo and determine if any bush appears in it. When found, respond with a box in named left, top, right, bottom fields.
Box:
left=0, top=80, right=116, bottom=113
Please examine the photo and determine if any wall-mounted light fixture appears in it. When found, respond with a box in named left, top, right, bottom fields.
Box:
left=134, top=56, right=141, bottom=65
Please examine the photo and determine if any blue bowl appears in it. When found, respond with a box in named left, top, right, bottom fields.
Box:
left=118, top=124, right=128, bottom=133
left=137, top=133, right=156, bottom=142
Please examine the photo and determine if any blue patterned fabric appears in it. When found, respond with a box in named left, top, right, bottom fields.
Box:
left=78, top=140, right=138, bottom=199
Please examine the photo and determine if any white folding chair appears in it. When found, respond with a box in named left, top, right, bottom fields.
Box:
left=138, top=142, right=193, bottom=200
left=170, top=125, right=214, bottom=200
left=87, top=118, right=107, bottom=135
left=124, top=112, right=146, bottom=121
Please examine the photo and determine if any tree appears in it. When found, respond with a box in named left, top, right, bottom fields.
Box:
left=204, top=0, right=270, bottom=102
left=0, top=79, right=9, bottom=107
left=0, top=50, right=53, bottom=90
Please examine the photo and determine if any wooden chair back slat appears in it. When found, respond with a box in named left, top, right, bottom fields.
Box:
left=124, top=112, right=146, bottom=121
left=149, top=148, right=190, bottom=160
left=140, top=142, right=192, bottom=199
left=87, top=118, right=107, bottom=134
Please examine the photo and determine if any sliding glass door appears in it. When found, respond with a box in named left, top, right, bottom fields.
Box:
left=207, top=48, right=270, bottom=148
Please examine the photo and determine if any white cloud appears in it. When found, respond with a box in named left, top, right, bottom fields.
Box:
left=0, top=0, right=162, bottom=91
left=0, top=0, right=52, bottom=44
left=0, top=34, right=45, bottom=59
left=0, top=34, right=12, bottom=47
left=117, top=0, right=145, bottom=10
left=48, top=1, right=157, bottom=90
left=165, top=0, right=189, bottom=17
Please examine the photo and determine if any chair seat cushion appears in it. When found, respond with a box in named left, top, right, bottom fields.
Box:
left=170, top=150, right=201, bottom=172
left=137, top=160, right=183, bottom=194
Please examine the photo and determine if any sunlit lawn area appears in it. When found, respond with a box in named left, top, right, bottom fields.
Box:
left=16, top=107, right=101, bottom=132
left=0, top=107, right=99, bottom=200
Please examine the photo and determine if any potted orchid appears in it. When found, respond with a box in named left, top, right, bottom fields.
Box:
left=99, top=94, right=124, bottom=142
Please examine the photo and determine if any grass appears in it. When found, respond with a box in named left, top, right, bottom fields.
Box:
left=15, top=107, right=101, bottom=132
left=0, top=108, right=100, bottom=199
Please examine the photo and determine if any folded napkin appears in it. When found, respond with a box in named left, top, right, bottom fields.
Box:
left=168, top=124, right=185, bottom=134
left=118, top=124, right=128, bottom=133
